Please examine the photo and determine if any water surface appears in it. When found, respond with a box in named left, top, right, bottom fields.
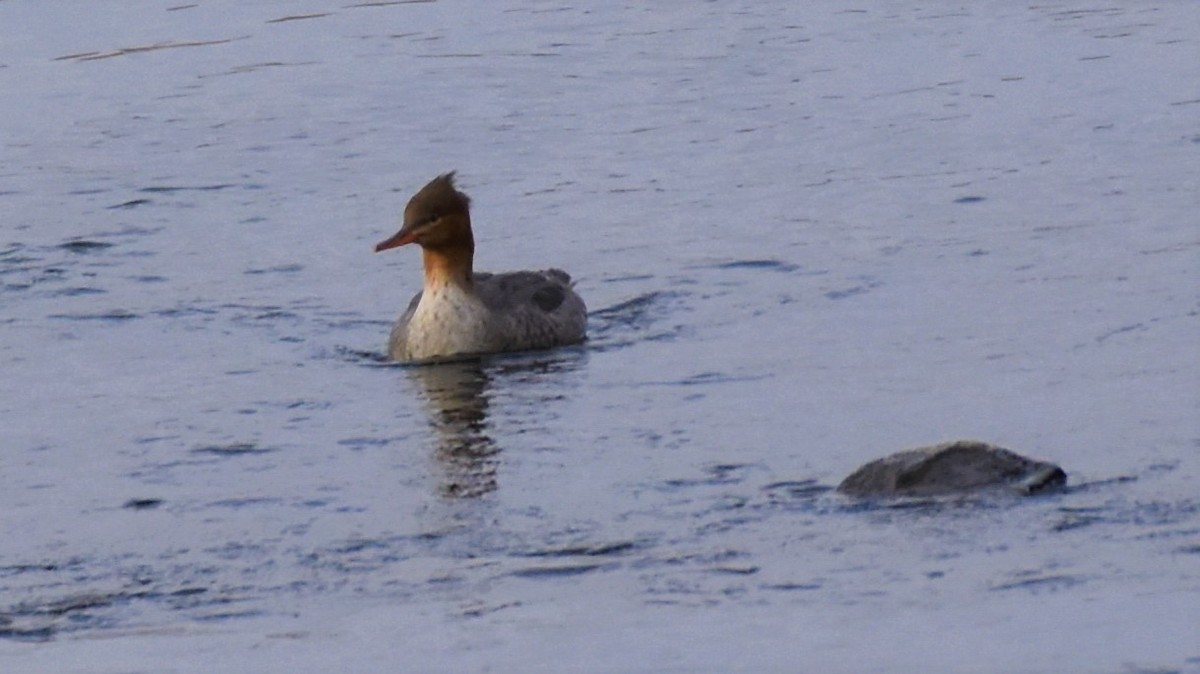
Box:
left=1, top=2, right=1198, bottom=672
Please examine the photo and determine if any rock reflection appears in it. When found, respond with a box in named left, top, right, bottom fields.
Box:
left=407, top=360, right=499, bottom=499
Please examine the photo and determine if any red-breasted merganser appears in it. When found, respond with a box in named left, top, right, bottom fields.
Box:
left=374, top=172, right=587, bottom=362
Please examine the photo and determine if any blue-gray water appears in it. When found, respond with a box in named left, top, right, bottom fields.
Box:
left=2, top=2, right=1198, bottom=672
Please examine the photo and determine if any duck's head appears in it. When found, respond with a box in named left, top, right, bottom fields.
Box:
left=375, top=172, right=473, bottom=253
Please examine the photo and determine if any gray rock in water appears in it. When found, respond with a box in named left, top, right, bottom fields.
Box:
left=837, top=440, right=1066, bottom=498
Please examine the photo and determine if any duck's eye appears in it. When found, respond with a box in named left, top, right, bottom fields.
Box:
left=425, top=213, right=441, bottom=225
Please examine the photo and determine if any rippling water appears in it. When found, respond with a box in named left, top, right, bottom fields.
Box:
left=2, top=2, right=1198, bottom=672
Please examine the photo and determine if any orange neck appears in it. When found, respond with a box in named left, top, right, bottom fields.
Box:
left=422, top=245, right=474, bottom=289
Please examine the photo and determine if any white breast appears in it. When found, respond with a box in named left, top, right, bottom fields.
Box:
left=402, top=283, right=494, bottom=360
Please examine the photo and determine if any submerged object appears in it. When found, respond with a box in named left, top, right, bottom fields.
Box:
left=374, top=172, right=587, bottom=362
left=837, top=439, right=1066, bottom=498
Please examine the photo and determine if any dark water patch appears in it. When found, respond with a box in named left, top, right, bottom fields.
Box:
left=762, top=479, right=831, bottom=499
left=108, top=198, right=152, bottom=209
left=1049, top=479, right=1200, bottom=534
left=234, top=307, right=300, bottom=321
left=694, top=511, right=761, bottom=539
left=602, top=273, right=655, bottom=283
left=630, top=371, right=770, bottom=390
left=1117, top=666, right=1191, bottom=674
left=681, top=371, right=767, bottom=386
left=589, top=291, right=672, bottom=322
left=267, top=13, right=332, bottom=23
left=0, top=243, right=29, bottom=260
left=0, top=558, right=86, bottom=578
left=49, top=309, right=139, bottom=321
left=277, top=399, right=332, bottom=411
left=440, top=472, right=498, bottom=500
left=0, top=262, right=63, bottom=288
left=33, top=592, right=122, bottom=616
left=58, top=37, right=247, bottom=62
left=193, top=608, right=266, bottom=623
left=211, top=62, right=320, bottom=78
left=300, top=536, right=414, bottom=574
left=483, top=346, right=587, bottom=379
left=824, top=276, right=883, bottom=301
left=823, top=491, right=1042, bottom=520
left=317, top=309, right=387, bottom=324
left=0, top=621, right=55, bottom=642
left=349, top=0, right=439, bottom=7
left=328, top=537, right=395, bottom=556
left=331, top=345, right=391, bottom=363
left=123, top=498, right=164, bottom=510
left=337, top=436, right=392, bottom=449
left=1132, top=239, right=1200, bottom=255
left=139, top=184, right=237, bottom=193
left=50, top=286, right=105, bottom=297
left=705, top=259, right=801, bottom=273
left=205, top=541, right=273, bottom=563
left=508, top=563, right=610, bottom=579
left=1050, top=507, right=1104, bottom=532
left=153, top=305, right=219, bottom=319
left=1064, top=474, right=1137, bottom=493
left=0, top=583, right=247, bottom=636
left=587, top=290, right=688, bottom=348
left=190, top=442, right=273, bottom=457
left=954, top=195, right=986, bottom=204
left=761, top=582, right=822, bottom=591
left=208, top=497, right=281, bottom=509
left=518, top=541, right=640, bottom=558
left=1147, top=461, right=1179, bottom=473
left=656, top=549, right=750, bottom=569
left=708, top=564, right=758, bottom=576
left=1096, top=322, right=1146, bottom=343
left=989, top=573, right=1084, bottom=593
left=460, top=601, right=522, bottom=618
left=0, top=589, right=152, bottom=641
left=245, top=263, right=303, bottom=275
left=128, top=457, right=224, bottom=482
left=642, top=328, right=688, bottom=344
left=163, top=591, right=256, bottom=618
left=664, top=463, right=756, bottom=489
left=1127, top=499, right=1200, bottom=529
left=59, top=239, right=113, bottom=253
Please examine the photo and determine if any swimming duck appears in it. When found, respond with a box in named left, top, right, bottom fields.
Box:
left=374, top=172, right=587, bottom=362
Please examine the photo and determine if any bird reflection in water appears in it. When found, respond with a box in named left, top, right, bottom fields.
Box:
left=404, top=350, right=586, bottom=499
left=407, top=359, right=499, bottom=498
